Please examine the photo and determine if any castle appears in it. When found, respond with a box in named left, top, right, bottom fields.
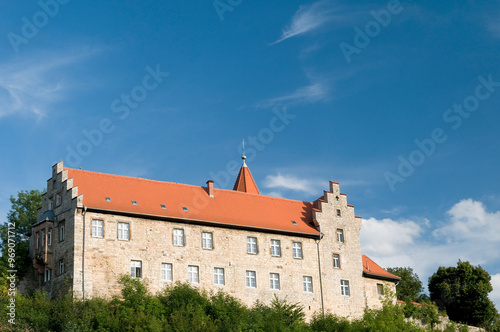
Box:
left=29, top=158, right=399, bottom=318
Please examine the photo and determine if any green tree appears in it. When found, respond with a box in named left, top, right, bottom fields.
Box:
left=386, top=266, right=423, bottom=302
left=0, top=190, right=42, bottom=289
left=428, top=260, right=499, bottom=328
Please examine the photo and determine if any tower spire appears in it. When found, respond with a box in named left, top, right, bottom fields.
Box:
left=233, top=139, right=260, bottom=194
left=242, top=139, right=247, bottom=167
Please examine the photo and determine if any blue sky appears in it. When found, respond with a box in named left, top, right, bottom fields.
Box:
left=1, top=0, right=500, bottom=309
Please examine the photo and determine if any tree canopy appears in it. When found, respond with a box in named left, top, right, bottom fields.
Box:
left=428, top=260, right=499, bottom=328
left=386, top=266, right=423, bottom=303
left=0, top=190, right=42, bottom=288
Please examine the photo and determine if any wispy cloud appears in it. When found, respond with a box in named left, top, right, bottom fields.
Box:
left=271, top=1, right=337, bottom=45
left=0, top=48, right=99, bottom=119
left=259, top=75, right=330, bottom=108
left=263, top=173, right=323, bottom=195
left=361, top=199, right=500, bottom=310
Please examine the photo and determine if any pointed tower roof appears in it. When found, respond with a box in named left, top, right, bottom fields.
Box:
left=233, top=141, right=260, bottom=194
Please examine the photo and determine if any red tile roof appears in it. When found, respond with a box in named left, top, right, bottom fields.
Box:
left=233, top=165, right=260, bottom=194
left=66, top=168, right=320, bottom=236
left=362, top=255, right=401, bottom=281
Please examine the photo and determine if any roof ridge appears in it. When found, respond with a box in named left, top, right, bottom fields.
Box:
left=66, top=167, right=311, bottom=205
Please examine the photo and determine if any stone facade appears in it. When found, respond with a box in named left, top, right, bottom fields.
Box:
left=27, top=161, right=399, bottom=319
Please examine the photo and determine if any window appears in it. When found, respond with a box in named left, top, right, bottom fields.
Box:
left=246, top=271, right=256, bottom=288
left=341, top=280, right=350, bottom=296
left=132, top=200, right=138, bottom=205
left=336, top=209, right=341, bottom=217
left=336, top=229, right=344, bottom=243
left=47, top=228, right=52, bottom=246
left=36, top=232, right=40, bottom=249
left=202, top=232, right=213, bottom=249
left=188, top=265, right=199, bottom=283
left=173, top=229, right=184, bottom=246
left=214, top=268, right=224, bottom=285
left=59, top=221, right=65, bottom=242
left=377, top=283, right=384, bottom=296
left=303, top=276, right=313, bottom=293
left=56, top=193, right=61, bottom=207
left=161, top=263, right=173, bottom=282
left=92, top=219, right=104, bottom=238
left=270, top=239, right=281, bottom=257
left=292, top=242, right=303, bottom=259
left=44, top=267, right=51, bottom=282
left=333, top=254, right=341, bottom=268
left=247, top=237, right=257, bottom=254
left=131, top=260, right=142, bottom=278
left=160, top=204, right=166, bottom=209
left=118, top=222, right=130, bottom=241
left=59, top=259, right=64, bottom=274
left=105, top=197, right=111, bottom=202
left=270, top=273, right=280, bottom=290
left=42, top=229, right=46, bottom=247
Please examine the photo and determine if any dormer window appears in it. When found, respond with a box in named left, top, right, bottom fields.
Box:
left=182, top=207, right=188, bottom=211
left=132, top=200, right=138, bottom=205
left=160, top=204, right=166, bottom=209
left=105, top=197, right=111, bottom=202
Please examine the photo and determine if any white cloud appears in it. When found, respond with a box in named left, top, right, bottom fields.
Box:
left=361, top=217, right=422, bottom=256
left=263, top=173, right=322, bottom=195
left=0, top=48, right=99, bottom=118
left=434, top=199, right=500, bottom=242
left=271, top=1, right=337, bottom=45
left=361, top=199, right=500, bottom=311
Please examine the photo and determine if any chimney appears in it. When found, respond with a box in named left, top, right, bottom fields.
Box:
left=206, top=180, right=214, bottom=197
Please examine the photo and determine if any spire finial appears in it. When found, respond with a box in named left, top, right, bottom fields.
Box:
left=242, top=139, right=247, bottom=167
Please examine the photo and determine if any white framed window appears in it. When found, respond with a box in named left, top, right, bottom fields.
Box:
left=173, top=229, right=184, bottom=246
left=161, top=263, right=172, bottom=282
left=214, top=268, right=224, bottom=285
left=92, top=219, right=104, bottom=238
left=377, top=283, right=384, bottom=296
left=44, top=267, right=51, bottom=282
left=59, top=259, right=64, bottom=275
left=202, top=232, right=213, bottom=249
left=341, top=280, right=350, bottom=296
left=42, top=229, right=46, bottom=247
left=118, top=222, right=130, bottom=241
left=336, top=229, right=344, bottom=243
left=333, top=254, right=340, bottom=268
left=270, top=273, right=280, bottom=290
left=36, top=231, right=40, bottom=249
left=47, top=228, right=52, bottom=246
left=246, top=271, right=256, bottom=288
left=247, top=237, right=257, bottom=254
left=59, top=221, right=65, bottom=242
left=270, top=239, right=281, bottom=257
left=303, top=276, right=313, bottom=293
left=188, top=265, right=199, bottom=284
left=131, top=260, right=142, bottom=278
left=292, top=242, right=303, bottom=259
